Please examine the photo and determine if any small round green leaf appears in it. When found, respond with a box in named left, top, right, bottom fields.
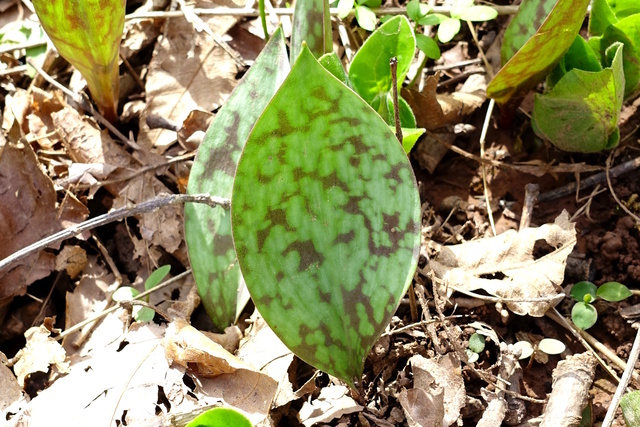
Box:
left=570, top=281, right=598, bottom=302
left=513, top=341, right=534, bottom=359
left=355, top=5, right=377, bottom=31
left=437, top=17, right=461, bottom=43
left=232, top=47, right=420, bottom=386
left=418, top=13, right=448, bottom=26
left=337, top=0, right=354, bottom=19
left=415, top=34, right=441, bottom=59
left=538, top=338, right=566, bottom=355
left=572, top=302, right=598, bottom=330
left=133, top=306, right=156, bottom=323
left=466, top=349, right=479, bottom=363
left=621, top=391, right=640, bottom=427
left=597, top=281, right=632, bottom=302
left=468, top=333, right=485, bottom=353
left=455, top=5, right=498, bottom=22
left=145, top=265, right=171, bottom=291
left=186, top=407, right=252, bottom=427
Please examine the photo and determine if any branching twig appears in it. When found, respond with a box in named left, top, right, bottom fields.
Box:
left=0, top=193, right=229, bottom=273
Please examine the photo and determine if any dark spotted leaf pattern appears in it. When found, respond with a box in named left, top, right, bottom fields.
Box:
left=185, top=29, right=290, bottom=330
left=291, top=0, right=332, bottom=61
left=232, top=47, right=421, bottom=386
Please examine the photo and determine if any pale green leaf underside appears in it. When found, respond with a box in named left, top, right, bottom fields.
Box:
left=185, top=28, right=290, bottom=330
left=232, top=47, right=421, bottom=386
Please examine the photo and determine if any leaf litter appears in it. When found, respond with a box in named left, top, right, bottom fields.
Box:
left=0, top=0, right=639, bottom=425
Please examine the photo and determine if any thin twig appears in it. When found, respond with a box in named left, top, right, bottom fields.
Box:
left=27, top=58, right=141, bottom=151
left=606, top=149, right=640, bottom=223
left=125, top=5, right=523, bottom=21
left=519, top=183, right=539, bottom=230
left=538, top=154, right=640, bottom=202
left=602, top=325, right=640, bottom=427
left=0, top=193, right=229, bottom=273
left=390, top=57, right=402, bottom=144
left=58, top=270, right=192, bottom=340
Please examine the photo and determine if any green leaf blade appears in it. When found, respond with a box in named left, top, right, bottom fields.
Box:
left=487, top=0, right=591, bottom=106
left=291, top=0, right=332, bottom=60
left=349, top=15, right=416, bottom=107
left=145, top=265, right=171, bottom=291
left=232, top=47, right=421, bottom=386
left=501, top=0, right=558, bottom=65
left=597, top=281, right=632, bottom=302
left=184, top=29, right=290, bottom=330
left=572, top=302, right=598, bottom=330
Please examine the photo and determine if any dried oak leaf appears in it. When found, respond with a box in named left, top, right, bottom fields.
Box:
left=429, top=211, right=576, bottom=316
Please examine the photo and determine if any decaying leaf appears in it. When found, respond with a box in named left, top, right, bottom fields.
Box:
left=0, top=353, right=23, bottom=412
left=298, top=385, right=363, bottom=426
left=54, top=245, right=88, bottom=279
left=137, top=0, right=241, bottom=152
left=13, top=325, right=69, bottom=387
left=0, top=120, right=88, bottom=307
left=164, top=319, right=249, bottom=377
left=429, top=211, right=576, bottom=316
left=398, top=387, right=445, bottom=427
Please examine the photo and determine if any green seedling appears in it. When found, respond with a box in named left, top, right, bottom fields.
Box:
left=112, top=265, right=170, bottom=322
left=570, top=281, right=632, bottom=330
left=513, top=338, right=565, bottom=361
left=32, top=0, right=125, bottom=122
left=466, top=332, right=485, bottom=363
left=185, top=407, right=252, bottom=427
left=335, top=0, right=381, bottom=31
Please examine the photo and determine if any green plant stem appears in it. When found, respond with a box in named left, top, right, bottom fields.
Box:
left=259, top=0, right=269, bottom=41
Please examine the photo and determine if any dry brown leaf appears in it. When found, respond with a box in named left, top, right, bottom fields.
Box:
left=429, top=211, right=576, bottom=316
left=164, top=319, right=250, bottom=377
left=52, top=107, right=187, bottom=261
left=298, top=385, right=363, bottom=427
left=137, top=1, right=241, bottom=153
left=0, top=119, right=87, bottom=307
left=54, top=245, right=87, bottom=279
left=405, top=353, right=465, bottom=426
left=0, top=352, right=23, bottom=412
left=13, top=325, right=69, bottom=387
left=177, top=109, right=214, bottom=151
left=398, top=387, right=445, bottom=427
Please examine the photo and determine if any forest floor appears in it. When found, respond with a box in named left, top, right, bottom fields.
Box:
left=1, top=0, right=640, bottom=426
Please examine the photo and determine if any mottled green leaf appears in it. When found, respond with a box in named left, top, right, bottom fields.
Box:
left=355, top=5, right=377, bottom=31
left=349, top=16, right=416, bottom=119
left=319, top=52, right=350, bottom=87
left=186, top=407, right=252, bottom=427
left=487, top=0, right=590, bottom=106
left=571, top=302, right=598, bottom=330
left=597, top=281, right=632, bottom=302
left=589, top=0, right=619, bottom=37
left=531, top=42, right=624, bottom=152
left=547, top=35, right=602, bottom=89
left=232, top=47, right=420, bottom=386
left=570, top=281, right=598, bottom=302
left=291, top=0, right=332, bottom=60
left=596, top=14, right=640, bottom=99
left=415, top=34, right=441, bottom=59
left=32, top=0, right=124, bottom=122
left=184, top=29, right=290, bottom=330
left=501, top=0, right=557, bottom=65
left=145, top=265, right=170, bottom=291
left=437, top=17, right=461, bottom=43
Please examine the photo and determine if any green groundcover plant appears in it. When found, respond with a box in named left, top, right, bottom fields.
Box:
left=570, top=281, right=632, bottom=330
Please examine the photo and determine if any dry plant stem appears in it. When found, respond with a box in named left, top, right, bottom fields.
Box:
left=602, top=325, right=640, bottom=427
left=540, top=352, right=597, bottom=427
left=606, top=149, right=640, bottom=223
left=579, top=327, right=640, bottom=385
left=519, top=183, right=539, bottom=229
left=125, top=5, right=523, bottom=21
left=118, top=51, right=145, bottom=91
left=58, top=269, right=191, bottom=340
left=0, top=193, right=230, bottom=273
left=390, top=57, right=402, bottom=144
left=477, top=343, right=520, bottom=427
left=538, top=154, right=640, bottom=202
left=546, top=308, right=622, bottom=384
left=27, top=58, right=141, bottom=151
